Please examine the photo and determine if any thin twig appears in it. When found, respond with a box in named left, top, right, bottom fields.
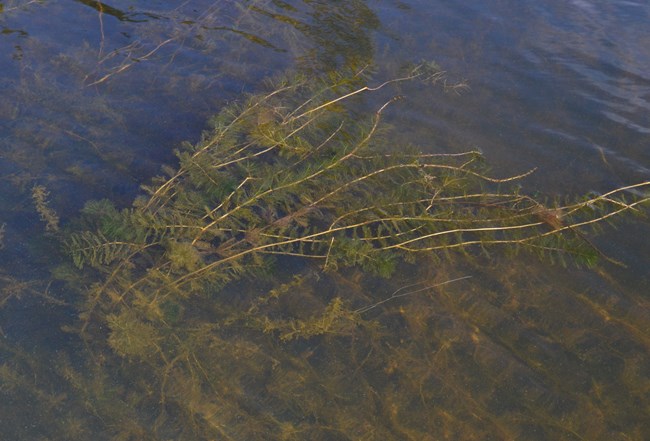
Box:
left=355, top=276, right=473, bottom=314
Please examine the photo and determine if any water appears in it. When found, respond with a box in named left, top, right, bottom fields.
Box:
left=1, top=1, right=648, bottom=439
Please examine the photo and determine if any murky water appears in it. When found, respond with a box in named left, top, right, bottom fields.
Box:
left=1, top=1, right=648, bottom=440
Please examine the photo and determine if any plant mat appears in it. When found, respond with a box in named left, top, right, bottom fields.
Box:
left=2, top=67, right=648, bottom=440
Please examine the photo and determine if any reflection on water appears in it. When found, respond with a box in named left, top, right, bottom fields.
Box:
left=374, top=0, right=650, bottom=192
left=0, top=0, right=648, bottom=440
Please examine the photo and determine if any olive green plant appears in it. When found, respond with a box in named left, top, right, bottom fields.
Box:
left=59, top=67, right=649, bottom=439
left=67, top=66, right=648, bottom=305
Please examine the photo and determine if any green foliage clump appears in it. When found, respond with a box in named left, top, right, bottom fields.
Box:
left=107, top=310, right=161, bottom=359
left=32, top=184, right=60, bottom=233
left=52, top=70, right=649, bottom=440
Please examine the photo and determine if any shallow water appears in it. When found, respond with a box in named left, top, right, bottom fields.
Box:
left=0, top=1, right=648, bottom=440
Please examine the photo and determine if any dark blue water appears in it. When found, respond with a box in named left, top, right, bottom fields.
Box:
left=1, top=1, right=648, bottom=439
left=376, top=1, right=650, bottom=187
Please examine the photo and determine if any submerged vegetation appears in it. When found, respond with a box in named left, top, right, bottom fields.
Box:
left=1, top=2, right=648, bottom=440
left=38, top=69, right=648, bottom=439
left=1, top=67, right=649, bottom=440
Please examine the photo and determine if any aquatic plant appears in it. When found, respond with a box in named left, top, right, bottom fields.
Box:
left=66, top=66, right=648, bottom=288
left=52, top=68, right=650, bottom=439
left=32, top=184, right=60, bottom=233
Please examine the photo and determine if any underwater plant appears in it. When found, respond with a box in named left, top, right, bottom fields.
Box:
left=53, top=67, right=649, bottom=440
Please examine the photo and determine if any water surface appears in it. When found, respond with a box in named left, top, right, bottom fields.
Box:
left=0, top=1, right=648, bottom=440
